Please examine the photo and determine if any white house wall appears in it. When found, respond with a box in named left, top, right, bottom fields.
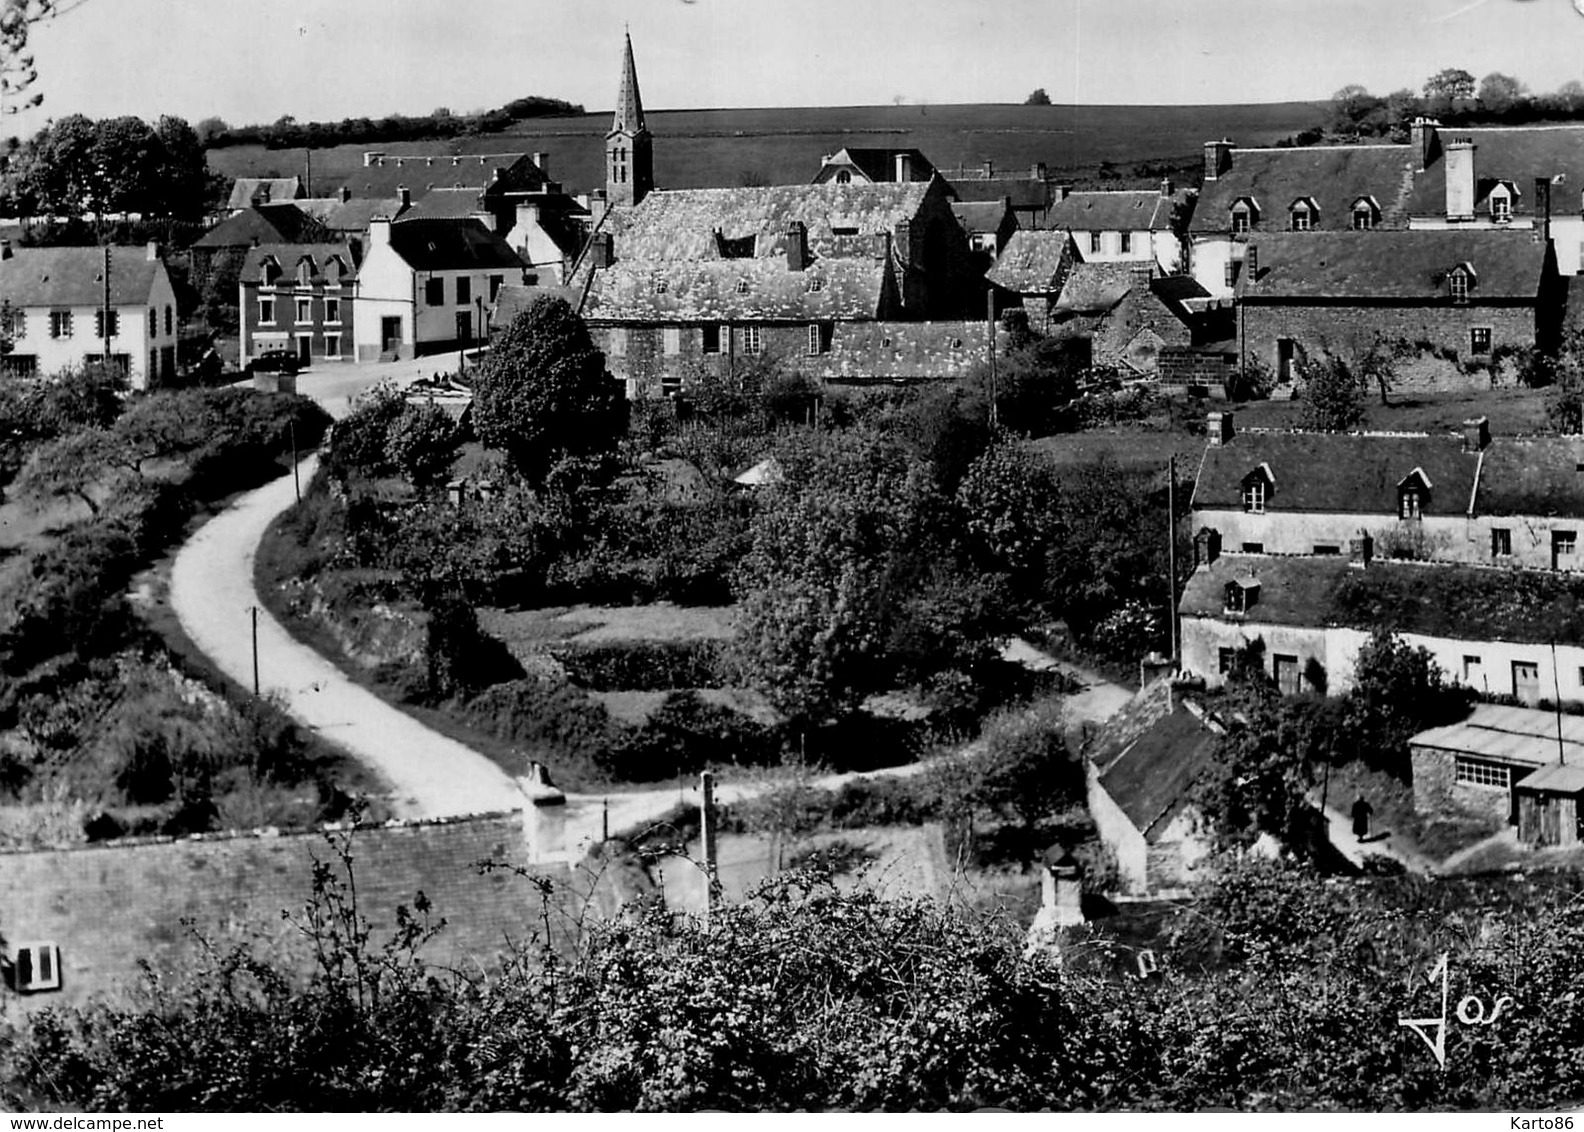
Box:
left=1085, top=760, right=1150, bottom=894
left=11, top=280, right=176, bottom=392
left=1190, top=235, right=1237, bottom=298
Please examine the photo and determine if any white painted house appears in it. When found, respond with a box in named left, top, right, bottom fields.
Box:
left=352, top=217, right=526, bottom=360
left=0, top=242, right=178, bottom=391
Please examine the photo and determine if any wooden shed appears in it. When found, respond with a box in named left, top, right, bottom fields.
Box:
left=1515, top=762, right=1584, bottom=848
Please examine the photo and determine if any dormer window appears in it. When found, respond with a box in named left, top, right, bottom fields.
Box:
left=654, top=279, right=668, bottom=294
left=295, top=257, right=314, bottom=286
left=1398, top=468, right=1432, bottom=520
left=807, top=277, right=825, bottom=293
left=259, top=257, right=281, bottom=286
left=323, top=256, right=345, bottom=286
left=1288, top=198, right=1317, bottom=231
left=1241, top=463, right=1275, bottom=514
left=835, top=169, right=852, bottom=184
left=1351, top=197, right=1380, bottom=231
left=1230, top=197, right=1260, bottom=235
left=717, top=233, right=756, bottom=259
left=1448, top=264, right=1474, bottom=304
left=1224, top=578, right=1260, bottom=616
left=1489, top=183, right=1515, bottom=223
left=736, top=279, right=750, bottom=294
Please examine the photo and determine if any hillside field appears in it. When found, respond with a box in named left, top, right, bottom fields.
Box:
left=207, top=100, right=1326, bottom=193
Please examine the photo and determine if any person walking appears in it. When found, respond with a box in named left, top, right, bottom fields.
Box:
left=1351, top=794, right=1374, bottom=841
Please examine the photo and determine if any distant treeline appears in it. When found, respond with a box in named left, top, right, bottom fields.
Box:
left=197, top=95, right=587, bottom=151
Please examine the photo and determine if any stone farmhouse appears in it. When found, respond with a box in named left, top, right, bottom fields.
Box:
left=0, top=241, right=178, bottom=390
left=985, top=229, right=1075, bottom=331
left=238, top=242, right=358, bottom=369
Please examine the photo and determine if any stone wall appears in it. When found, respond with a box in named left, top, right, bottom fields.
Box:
left=1410, top=744, right=1514, bottom=824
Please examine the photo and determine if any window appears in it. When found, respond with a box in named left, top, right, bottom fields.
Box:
left=807, top=277, right=824, bottom=293
left=260, top=260, right=280, bottom=286
left=295, top=298, right=311, bottom=324
left=1289, top=204, right=1312, bottom=231
left=1218, top=647, right=1238, bottom=675
left=663, top=327, right=681, bottom=356
left=702, top=324, right=722, bottom=354
left=490, top=275, right=504, bottom=300
left=325, top=298, right=341, bottom=324
left=1556, top=530, right=1578, bottom=558
left=735, top=279, right=750, bottom=294
left=1471, top=326, right=1492, bottom=354
left=1120, top=231, right=1132, bottom=253
left=4, top=309, right=21, bottom=342
left=323, top=258, right=344, bottom=287
left=148, top=308, right=157, bottom=337
left=424, top=278, right=444, bottom=306
left=1352, top=203, right=1376, bottom=231
left=325, top=333, right=342, bottom=358
left=93, top=310, right=118, bottom=338
left=456, top=277, right=471, bottom=305
left=835, top=169, right=852, bottom=184
left=296, top=258, right=314, bottom=286
left=1313, top=544, right=1340, bottom=555
left=1492, top=528, right=1513, bottom=557
left=1455, top=755, right=1512, bottom=790
left=164, top=305, right=173, bottom=336
left=258, top=297, right=275, bottom=324
left=1463, top=655, right=1483, bottom=684
left=1399, top=486, right=1422, bottom=520
left=1242, top=479, right=1266, bottom=514
left=9, top=942, right=61, bottom=994
left=1241, top=541, right=1264, bottom=553
left=1224, top=579, right=1259, bottom=614
left=743, top=325, right=763, bottom=355
left=1231, top=208, right=1251, bottom=234
left=1, top=355, right=37, bottom=379
left=1491, top=193, right=1512, bottom=223
left=1449, top=270, right=1470, bottom=304
left=807, top=323, right=828, bottom=356
left=653, top=280, right=668, bottom=294
left=1089, top=232, right=1101, bottom=254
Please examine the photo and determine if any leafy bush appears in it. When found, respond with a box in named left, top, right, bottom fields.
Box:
left=460, top=676, right=619, bottom=772
left=552, top=639, right=726, bottom=692
left=384, top=402, right=460, bottom=488
left=327, top=383, right=407, bottom=480
left=601, top=690, right=782, bottom=782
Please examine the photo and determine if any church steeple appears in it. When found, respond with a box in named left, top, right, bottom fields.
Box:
left=606, top=30, right=653, bottom=208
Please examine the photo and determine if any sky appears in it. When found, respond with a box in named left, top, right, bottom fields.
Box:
left=11, top=0, right=1584, bottom=133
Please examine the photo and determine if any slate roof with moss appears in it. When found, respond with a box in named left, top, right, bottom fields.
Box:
left=193, top=204, right=331, bottom=249
left=1407, top=125, right=1584, bottom=218
left=1477, top=436, right=1584, bottom=516
left=1191, top=144, right=1415, bottom=234
left=396, top=186, right=486, bottom=222
left=950, top=199, right=1013, bottom=235
left=1055, top=261, right=1145, bottom=313
left=947, top=176, right=1052, bottom=212
left=607, top=182, right=936, bottom=263
left=807, top=320, right=989, bottom=382
left=492, top=282, right=583, bottom=325
left=0, top=244, right=169, bottom=307
left=1180, top=554, right=1584, bottom=648
left=584, top=256, right=893, bottom=322
left=1193, top=428, right=1481, bottom=516
left=1088, top=680, right=1219, bottom=843
left=985, top=229, right=1072, bottom=293
left=1050, top=190, right=1176, bottom=232
left=1237, top=230, right=1545, bottom=301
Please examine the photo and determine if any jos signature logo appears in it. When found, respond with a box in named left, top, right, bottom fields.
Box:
left=1399, top=953, right=1514, bottom=1069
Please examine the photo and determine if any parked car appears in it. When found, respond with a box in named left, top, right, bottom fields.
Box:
left=247, top=350, right=302, bottom=376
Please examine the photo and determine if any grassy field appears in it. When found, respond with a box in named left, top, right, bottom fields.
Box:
left=208, top=100, right=1326, bottom=193
left=1235, top=386, right=1556, bottom=435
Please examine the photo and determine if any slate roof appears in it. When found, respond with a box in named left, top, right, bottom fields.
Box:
left=1055, top=261, right=1143, bottom=313
left=0, top=244, right=167, bottom=307
left=1412, top=704, right=1584, bottom=769
left=808, top=320, right=989, bottom=383
left=1050, top=190, right=1176, bottom=232
left=298, top=196, right=404, bottom=234
left=819, top=147, right=937, bottom=183
left=397, top=187, right=487, bottom=222
left=950, top=199, right=1013, bottom=235
left=1408, top=125, right=1584, bottom=218
left=985, top=229, right=1072, bottom=293
left=1477, top=436, right=1584, bottom=517
left=324, top=152, right=547, bottom=202
left=509, top=192, right=591, bottom=259
left=584, top=257, right=890, bottom=322
left=193, top=204, right=330, bottom=249
left=1192, top=144, right=1415, bottom=234
left=1238, top=230, right=1545, bottom=301
left=493, top=282, right=583, bottom=325
left=607, top=182, right=935, bottom=263
left=1179, top=554, right=1584, bottom=647
left=385, top=218, right=526, bottom=272
left=1088, top=681, right=1219, bottom=843
left=239, top=242, right=358, bottom=284
left=1192, top=429, right=1480, bottom=516
left=227, top=176, right=303, bottom=211
left=948, top=176, right=1053, bottom=212
left=1513, top=761, right=1584, bottom=793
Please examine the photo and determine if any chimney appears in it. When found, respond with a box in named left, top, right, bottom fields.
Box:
left=1534, top=177, right=1553, bottom=245
left=894, top=152, right=912, bottom=182
left=532, top=151, right=549, bottom=177
left=1244, top=244, right=1259, bottom=281
left=590, top=231, right=615, bottom=269
left=1410, top=117, right=1440, bottom=172
left=1194, top=527, right=1222, bottom=569
left=517, top=200, right=542, bottom=231
left=398, top=185, right=412, bottom=210
left=369, top=217, right=393, bottom=248
left=1041, top=852, right=1085, bottom=929
left=1052, top=184, right=1070, bottom=203
left=339, top=186, right=352, bottom=203
left=786, top=220, right=809, bottom=271
left=1203, top=139, right=1233, bottom=182
left=1207, top=410, right=1234, bottom=446
left=1444, top=137, right=1476, bottom=221
left=145, top=240, right=158, bottom=262
left=1463, top=415, right=1491, bottom=452
left=0, top=239, right=12, bottom=260
left=363, top=151, right=385, bottom=167
left=1032, top=162, right=1047, bottom=182
left=589, top=187, right=608, bottom=228
left=1160, top=177, right=1174, bottom=198
left=1348, top=534, right=1374, bottom=569
left=982, top=158, right=995, bottom=178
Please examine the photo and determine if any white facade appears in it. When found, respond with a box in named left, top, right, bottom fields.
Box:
left=503, top=203, right=573, bottom=284
left=1077, top=227, right=1185, bottom=274
left=1189, top=234, right=1239, bottom=299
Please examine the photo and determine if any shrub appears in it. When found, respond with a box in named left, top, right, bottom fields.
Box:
left=551, top=639, right=726, bottom=692
left=327, top=383, right=407, bottom=480
left=384, top=402, right=460, bottom=488
left=600, top=690, right=782, bottom=782
left=460, top=677, right=618, bottom=772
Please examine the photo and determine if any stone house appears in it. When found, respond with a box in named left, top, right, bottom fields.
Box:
left=1048, top=181, right=1190, bottom=274
left=1191, top=412, right=1584, bottom=572
left=1084, top=678, right=1218, bottom=895
left=1048, top=261, right=1221, bottom=374
left=1409, top=703, right=1584, bottom=828
left=238, top=243, right=357, bottom=369
left=985, top=228, right=1076, bottom=332
left=0, top=241, right=179, bottom=390
left=190, top=203, right=333, bottom=291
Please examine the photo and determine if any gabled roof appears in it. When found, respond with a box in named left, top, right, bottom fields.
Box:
left=807, top=320, right=988, bottom=383
left=1090, top=683, right=1219, bottom=843
left=226, top=176, right=303, bottom=211
left=985, top=229, right=1072, bottom=293
left=1407, top=125, right=1584, bottom=218
left=1049, top=189, right=1177, bottom=232
left=508, top=192, right=591, bottom=260
left=384, top=218, right=526, bottom=272
left=947, top=176, right=1052, bottom=211
left=1193, top=429, right=1480, bottom=516
left=239, top=242, right=358, bottom=284
left=950, top=199, right=1013, bottom=235
left=1055, top=261, right=1141, bottom=313
left=818, top=147, right=937, bottom=183
left=1413, top=704, right=1584, bottom=768
left=193, top=204, right=330, bottom=249
left=584, top=256, right=891, bottom=322
left=1238, top=230, right=1545, bottom=301
left=1179, top=554, right=1584, bottom=647
left=0, top=244, right=168, bottom=307
left=1192, top=144, right=1414, bottom=234
left=324, top=152, right=547, bottom=202
left=606, top=181, right=936, bottom=263
left=397, top=186, right=486, bottom=222
left=297, top=196, right=405, bottom=234
left=1475, top=436, right=1584, bottom=517
left=492, top=282, right=583, bottom=325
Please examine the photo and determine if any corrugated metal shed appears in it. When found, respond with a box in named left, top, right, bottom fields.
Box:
left=1410, top=704, right=1584, bottom=767
left=1515, top=762, right=1584, bottom=795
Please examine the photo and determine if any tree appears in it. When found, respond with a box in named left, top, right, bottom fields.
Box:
left=1478, top=71, right=1528, bottom=116
left=151, top=115, right=209, bottom=220
left=1423, top=67, right=1476, bottom=105
left=384, top=402, right=459, bottom=488
left=1297, top=354, right=1365, bottom=432
left=470, top=297, right=625, bottom=481
left=193, top=116, right=229, bottom=147
left=326, top=382, right=406, bottom=481
left=1543, top=330, right=1584, bottom=433
left=0, top=1, right=86, bottom=113
left=972, top=698, right=1082, bottom=836
left=12, top=427, right=129, bottom=515
left=1194, top=688, right=1328, bottom=856
left=1024, top=88, right=1052, bottom=106
left=1353, top=340, right=1397, bottom=407
left=954, top=439, right=1062, bottom=591
left=1341, top=627, right=1470, bottom=780
left=1328, top=84, right=1384, bottom=136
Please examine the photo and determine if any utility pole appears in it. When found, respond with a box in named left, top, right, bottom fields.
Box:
left=1167, top=454, right=1179, bottom=662
left=1553, top=639, right=1567, bottom=765
left=986, top=287, right=998, bottom=433
left=289, top=419, right=300, bottom=503
left=101, top=245, right=111, bottom=375
left=700, top=770, right=719, bottom=929
left=249, top=606, right=260, bottom=695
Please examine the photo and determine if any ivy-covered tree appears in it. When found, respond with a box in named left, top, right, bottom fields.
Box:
left=1297, top=354, right=1366, bottom=432
left=470, top=297, right=625, bottom=481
